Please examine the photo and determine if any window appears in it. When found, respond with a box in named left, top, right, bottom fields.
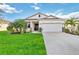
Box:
left=38, top=15, right=41, bottom=17
left=27, top=23, right=30, bottom=28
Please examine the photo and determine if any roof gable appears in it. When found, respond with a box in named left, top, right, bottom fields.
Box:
left=26, top=12, right=48, bottom=19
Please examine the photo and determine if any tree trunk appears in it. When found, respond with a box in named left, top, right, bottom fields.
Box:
left=71, top=25, right=75, bottom=33
left=20, top=28, right=24, bottom=34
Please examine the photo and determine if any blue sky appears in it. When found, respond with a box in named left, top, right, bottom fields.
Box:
left=1, top=3, right=79, bottom=21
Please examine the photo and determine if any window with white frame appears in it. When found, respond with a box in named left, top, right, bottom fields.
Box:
left=27, top=23, right=30, bottom=28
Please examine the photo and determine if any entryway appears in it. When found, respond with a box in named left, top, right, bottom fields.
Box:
left=34, top=23, right=39, bottom=31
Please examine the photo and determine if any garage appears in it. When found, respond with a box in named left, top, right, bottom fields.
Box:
left=41, top=23, right=63, bottom=32
left=39, top=20, right=64, bottom=32
left=39, top=15, right=64, bottom=32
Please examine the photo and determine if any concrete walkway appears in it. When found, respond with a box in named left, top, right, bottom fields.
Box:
left=43, top=32, right=79, bottom=55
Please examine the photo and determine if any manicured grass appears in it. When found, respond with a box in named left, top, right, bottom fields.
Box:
left=0, top=31, right=46, bottom=55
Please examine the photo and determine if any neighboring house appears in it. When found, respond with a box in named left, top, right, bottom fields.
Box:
left=0, top=19, right=10, bottom=31
left=25, top=12, right=64, bottom=32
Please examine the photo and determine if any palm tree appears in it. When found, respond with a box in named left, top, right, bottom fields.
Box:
left=14, top=19, right=27, bottom=33
left=77, top=21, right=79, bottom=30
left=7, top=19, right=27, bottom=34
left=64, top=18, right=77, bottom=33
left=7, top=23, right=15, bottom=33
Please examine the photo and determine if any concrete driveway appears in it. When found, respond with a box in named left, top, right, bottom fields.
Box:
left=43, top=32, right=79, bottom=55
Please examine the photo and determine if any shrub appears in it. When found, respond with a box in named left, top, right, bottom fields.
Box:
left=75, top=31, right=79, bottom=35
left=64, top=28, right=70, bottom=33
left=11, top=32, right=20, bottom=34
left=39, top=27, right=42, bottom=32
left=7, top=25, right=14, bottom=33
left=7, top=19, right=27, bottom=34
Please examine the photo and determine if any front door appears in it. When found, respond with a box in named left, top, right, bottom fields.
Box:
left=34, top=23, right=39, bottom=31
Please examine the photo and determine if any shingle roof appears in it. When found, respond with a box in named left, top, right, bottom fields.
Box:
left=26, top=12, right=64, bottom=21
left=41, top=15, right=65, bottom=21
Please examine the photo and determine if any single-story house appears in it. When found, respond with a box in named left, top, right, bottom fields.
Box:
left=0, top=19, right=10, bottom=31
left=0, top=12, right=64, bottom=32
left=25, top=12, right=64, bottom=32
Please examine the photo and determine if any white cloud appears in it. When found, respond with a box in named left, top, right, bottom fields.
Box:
left=31, top=3, right=40, bottom=10
left=31, top=5, right=40, bottom=10
left=46, top=10, right=79, bottom=19
left=57, top=12, right=79, bottom=19
left=0, top=3, right=22, bottom=14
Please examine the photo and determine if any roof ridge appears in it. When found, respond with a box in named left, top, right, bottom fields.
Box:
left=44, top=15, right=59, bottom=18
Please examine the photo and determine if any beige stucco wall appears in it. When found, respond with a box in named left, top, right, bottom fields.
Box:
left=39, top=20, right=64, bottom=28
left=26, top=20, right=39, bottom=32
left=26, top=19, right=64, bottom=32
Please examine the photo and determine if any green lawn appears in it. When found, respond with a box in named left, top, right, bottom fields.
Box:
left=0, top=31, right=46, bottom=55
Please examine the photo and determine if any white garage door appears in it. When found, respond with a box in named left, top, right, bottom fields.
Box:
left=41, top=23, right=63, bottom=32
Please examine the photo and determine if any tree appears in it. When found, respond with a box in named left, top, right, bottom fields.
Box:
left=7, top=23, right=14, bottom=33
left=64, top=18, right=77, bottom=33
left=77, top=21, right=79, bottom=31
left=7, top=19, right=27, bottom=34
left=14, top=19, right=27, bottom=33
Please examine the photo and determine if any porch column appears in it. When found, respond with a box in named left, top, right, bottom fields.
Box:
left=30, top=21, right=34, bottom=32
